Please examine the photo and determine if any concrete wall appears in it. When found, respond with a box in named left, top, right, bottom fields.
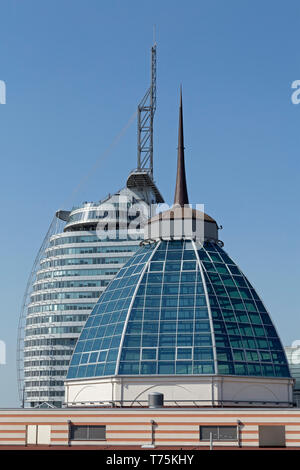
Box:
left=1, top=407, right=300, bottom=447
left=64, top=375, right=293, bottom=407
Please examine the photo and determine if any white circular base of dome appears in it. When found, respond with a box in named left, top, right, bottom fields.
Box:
left=65, top=375, right=294, bottom=407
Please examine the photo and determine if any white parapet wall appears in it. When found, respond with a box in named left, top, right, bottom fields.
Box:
left=64, top=374, right=294, bottom=407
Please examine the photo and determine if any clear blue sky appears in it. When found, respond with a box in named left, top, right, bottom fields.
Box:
left=0, top=0, right=299, bottom=407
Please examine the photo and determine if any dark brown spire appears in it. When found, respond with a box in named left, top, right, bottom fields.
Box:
left=174, top=86, right=189, bottom=207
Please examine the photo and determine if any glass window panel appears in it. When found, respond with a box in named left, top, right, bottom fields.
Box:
left=163, top=285, right=179, bottom=295
left=177, top=347, right=192, bottom=360
left=232, top=350, right=245, bottom=361
left=166, top=250, right=183, bottom=260
left=214, top=264, right=229, bottom=275
left=209, top=253, right=223, bottom=263
left=203, top=261, right=216, bottom=272
left=246, top=350, right=259, bottom=362
left=164, top=273, right=180, bottom=283
left=268, top=338, right=282, bottom=349
left=183, top=250, right=196, bottom=260
left=123, top=335, right=141, bottom=347
left=106, top=349, right=118, bottom=362
left=219, top=427, right=237, bottom=440
left=167, top=240, right=184, bottom=250
left=147, top=273, right=163, bottom=283
left=229, top=336, right=243, bottom=348
left=179, top=296, right=195, bottom=307
left=248, top=313, right=262, bottom=325
left=176, top=361, right=193, bottom=374
left=217, top=348, right=233, bottom=361
left=142, top=335, right=158, bottom=347
left=274, top=365, right=290, bottom=377
left=110, top=335, right=121, bottom=348
left=195, top=322, right=210, bottom=332
left=120, top=349, right=140, bottom=361
left=231, top=299, right=246, bottom=311
left=182, top=261, right=197, bottom=271
left=159, top=334, right=176, bottom=346
left=86, top=364, right=96, bottom=377
left=194, top=335, right=212, bottom=347
left=143, top=322, right=159, bottom=334
left=149, top=262, right=164, bottom=271
left=222, top=310, right=237, bottom=322
left=226, top=324, right=241, bottom=335
left=240, top=326, right=254, bottom=336
left=194, top=348, right=214, bottom=361
left=161, top=309, right=177, bottom=320
left=177, top=334, right=193, bottom=346
left=152, top=251, right=167, bottom=261
left=145, top=296, right=160, bottom=308
left=119, top=362, right=139, bottom=374
left=196, top=284, right=205, bottom=295
left=181, top=272, right=196, bottom=283
left=253, top=326, right=266, bottom=337
left=141, top=362, right=157, bottom=374
left=177, top=309, right=194, bottom=320
left=260, top=312, right=272, bottom=325
left=158, top=362, right=175, bottom=374
left=271, top=351, right=287, bottom=364
left=262, top=364, right=275, bottom=376
left=142, top=348, right=157, bottom=360
left=208, top=273, right=223, bottom=285
left=194, top=362, right=214, bottom=374
left=247, top=364, right=262, bottom=376
left=218, top=362, right=234, bottom=374
left=177, top=322, right=193, bottom=333
left=195, top=296, right=207, bottom=307
left=211, top=308, right=223, bottom=320
left=160, top=322, right=176, bottom=333
left=165, top=261, right=181, bottom=271
left=198, top=251, right=211, bottom=262
left=162, top=297, right=178, bottom=307
left=235, top=311, right=249, bottom=323
left=255, top=300, right=267, bottom=313
left=80, top=353, right=89, bottom=364
left=213, top=321, right=227, bottom=334
left=126, top=322, right=142, bottom=334
left=77, top=365, right=88, bottom=377
left=265, top=325, right=277, bottom=338
left=68, top=367, right=78, bottom=378
left=143, top=309, right=160, bottom=320
left=214, top=285, right=228, bottom=296
left=89, top=352, right=98, bottom=363
left=242, top=338, right=257, bottom=349
left=195, top=308, right=209, bottom=319
left=260, top=351, right=272, bottom=361
left=215, top=335, right=230, bottom=348
left=180, top=284, right=195, bottom=295
left=158, top=348, right=175, bottom=360
left=146, top=285, right=162, bottom=295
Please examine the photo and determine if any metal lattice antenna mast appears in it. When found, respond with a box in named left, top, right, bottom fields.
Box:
left=137, top=43, right=157, bottom=178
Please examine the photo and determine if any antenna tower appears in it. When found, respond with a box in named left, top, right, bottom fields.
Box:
left=137, top=43, right=157, bottom=178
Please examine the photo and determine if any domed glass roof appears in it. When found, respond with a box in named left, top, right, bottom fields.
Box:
left=66, top=239, right=290, bottom=380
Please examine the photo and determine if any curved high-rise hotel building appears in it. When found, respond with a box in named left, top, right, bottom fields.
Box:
left=17, top=45, right=163, bottom=408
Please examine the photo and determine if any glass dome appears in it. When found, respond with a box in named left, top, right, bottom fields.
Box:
left=67, top=239, right=290, bottom=381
